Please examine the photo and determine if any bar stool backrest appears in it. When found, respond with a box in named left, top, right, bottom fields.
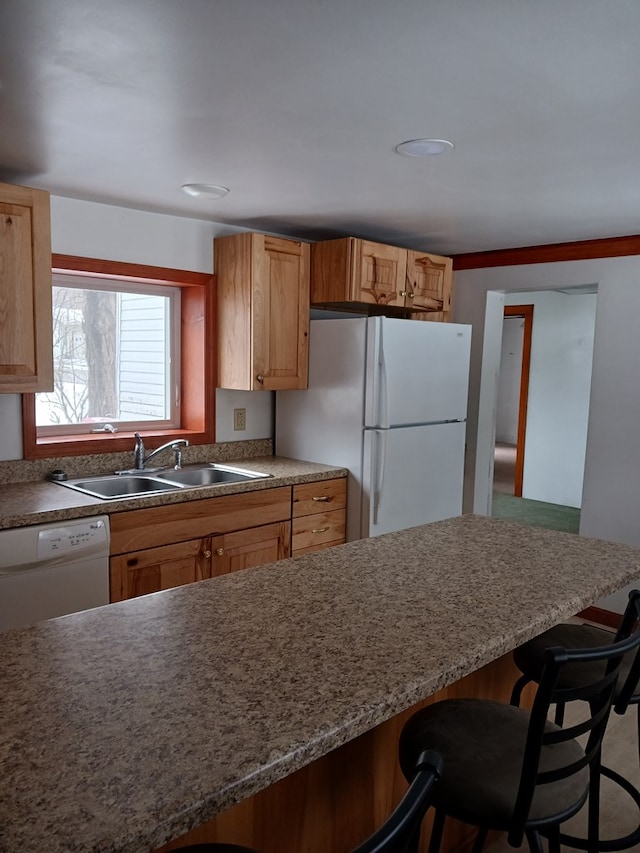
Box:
left=352, top=750, right=442, bottom=853
left=510, top=589, right=640, bottom=844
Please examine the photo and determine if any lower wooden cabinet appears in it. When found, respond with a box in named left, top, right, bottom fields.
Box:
left=292, top=478, right=347, bottom=555
left=109, top=478, right=348, bottom=602
left=110, top=521, right=291, bottom=601
left=210, top=521, right=291, bottom=578
left=110, top=538, right=211, bottom=602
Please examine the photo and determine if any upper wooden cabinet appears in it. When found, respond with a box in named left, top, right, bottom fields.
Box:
left=310, top=238, right=406, bottom=308
left=0, top=182, right=53, bottom=392
left=405, top=249, right=453, bottom=322
left=216, top=233, right=310, bottom=390
left=310, top=237, right=453, bottom=321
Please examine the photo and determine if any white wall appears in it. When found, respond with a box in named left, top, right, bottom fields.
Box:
left=495, top=317, right=523, bottom=444
left=0, top=197, right=273, bottom=461
left=504, top=290, right=596, bottom=507
left=453, top=257, right=640, bottom=613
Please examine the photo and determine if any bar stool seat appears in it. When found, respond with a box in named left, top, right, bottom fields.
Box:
left=512, top=623, right=636, bottom=702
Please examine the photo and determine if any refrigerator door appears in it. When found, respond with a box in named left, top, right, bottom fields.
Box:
left=361, top=421, right=466, bottom=538
left=364, top=317, right=471, bottom=428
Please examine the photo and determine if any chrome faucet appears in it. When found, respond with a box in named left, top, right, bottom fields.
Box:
left=132, top=433, right=189, bottom=470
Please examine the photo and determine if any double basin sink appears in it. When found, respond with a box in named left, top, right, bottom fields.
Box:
left=55, top=464, right=271, bottom=501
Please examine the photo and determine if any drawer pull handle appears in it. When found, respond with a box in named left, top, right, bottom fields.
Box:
left=312, top=495, right=331, bottom=502
left=312, top=527, right=330, bottom=534
left=203, top=550, right=212, bottom=558
left=216, top=548, right=224, bottom=556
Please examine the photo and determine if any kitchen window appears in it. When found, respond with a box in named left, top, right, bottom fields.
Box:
left=22, top=255, right=215, bottom=459
left=36, top=274, right=181, bottom=435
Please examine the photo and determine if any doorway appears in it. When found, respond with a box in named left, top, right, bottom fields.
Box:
left=487, top=288, right=597, bottom=535
left=493, top=305, right=533, bottom=498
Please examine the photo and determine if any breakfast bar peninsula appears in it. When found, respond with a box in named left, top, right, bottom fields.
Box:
left=1, top=515, right=639, bottom=853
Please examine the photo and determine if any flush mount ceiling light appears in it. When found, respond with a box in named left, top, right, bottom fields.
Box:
left=181, top=183, right=230, bottom=199
left=394, top=138, right=454, bottom=157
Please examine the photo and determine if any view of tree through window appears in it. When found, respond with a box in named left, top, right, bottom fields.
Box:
left=36, top=276, right=180, bottom=434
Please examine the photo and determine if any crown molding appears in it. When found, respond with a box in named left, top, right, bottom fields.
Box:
left=452, top=234, right=640, bottom=270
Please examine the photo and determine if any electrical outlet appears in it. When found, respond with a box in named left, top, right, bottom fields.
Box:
left=233, top=408, right=246, bottom=431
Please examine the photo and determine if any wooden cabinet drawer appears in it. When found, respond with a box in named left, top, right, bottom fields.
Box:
left=292, top=478, right=346, bottom=518
left=110, top=486, right=292, bottom=555
left=292, top=508, right=346, bottom=553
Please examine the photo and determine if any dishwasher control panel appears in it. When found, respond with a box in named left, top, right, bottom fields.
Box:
left=37, top=518, right=109, bottom=559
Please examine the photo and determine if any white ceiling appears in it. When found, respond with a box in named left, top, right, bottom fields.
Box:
left=3, top=0, right=640, bottom=255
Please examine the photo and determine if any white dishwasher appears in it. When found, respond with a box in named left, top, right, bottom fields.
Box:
left=0, top=515, right=111, bottom=632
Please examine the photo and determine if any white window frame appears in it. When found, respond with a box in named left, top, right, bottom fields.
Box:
left=36, top=273, right=181, bottom=438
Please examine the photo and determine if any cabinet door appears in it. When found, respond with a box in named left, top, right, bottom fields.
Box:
left=210, top=521, right=291, bottom=577
left=405, top=250, right=452, bottom=322
left=0, top=183, right=53, bottom=392
left=252, top=235, right=310, bottom=390
left=216, top=233, right=309, bottom=391
left=352, top=240, right=407, bottom=307
left=110, top=538, right=211, bottom=602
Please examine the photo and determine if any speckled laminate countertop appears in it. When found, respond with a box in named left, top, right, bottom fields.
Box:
left=1, top=514, right=640, bottom=852
left=0, top=456, right=347, bottom=530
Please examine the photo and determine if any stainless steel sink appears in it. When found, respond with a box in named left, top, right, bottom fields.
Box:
left=158, top=464, right=269, bottom=487
left=58, top=475, right=182, bottom=500
left=53, top=464, right=270, bottom=500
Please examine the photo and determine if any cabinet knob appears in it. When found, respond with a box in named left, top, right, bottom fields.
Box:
left=203, top=550, right=212, bottom=558
left=216, top=548, right=225, bottom=556
left=256, top=374, right=265, bottom=384
left=400, top=290, right=408, bottom=297
left=312, top=526, right=330, bottom=534
left=312, top=495, right=331, bottom=502
left=407, top=291, right=415, bottom=299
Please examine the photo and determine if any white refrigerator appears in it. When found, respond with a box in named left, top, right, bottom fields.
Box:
left=276, top=316, right=472, bottom=542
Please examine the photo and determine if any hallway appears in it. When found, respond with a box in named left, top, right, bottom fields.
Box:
left=492, top=443, right=581, bottom=535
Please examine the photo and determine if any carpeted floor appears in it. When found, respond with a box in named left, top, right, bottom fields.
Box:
left=492, top=442, right=581, bottom=534
left=492, top=492, right=581, bottom=534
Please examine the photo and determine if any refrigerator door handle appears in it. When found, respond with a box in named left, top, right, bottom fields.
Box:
left=378, top=338, right=389, bottom=429
left=372, top=429, right=387, bottom=525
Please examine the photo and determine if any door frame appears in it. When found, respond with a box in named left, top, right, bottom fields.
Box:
left=503, top=305, right=534, bottom=496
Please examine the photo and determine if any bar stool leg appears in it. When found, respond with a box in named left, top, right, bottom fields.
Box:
left=587, top=751, right=602, bottom=853
left=470, top=827, right=488, bottom=853
left=524, top=829, right=544, bottom=853
left=428, top=808, right=445, bottom=853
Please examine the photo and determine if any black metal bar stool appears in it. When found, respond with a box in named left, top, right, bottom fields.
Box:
left=173, top=749, right=442, bottom=853
left=397, top=590, right=640, bottom=853
left=510, top=596, right=640, bottom=851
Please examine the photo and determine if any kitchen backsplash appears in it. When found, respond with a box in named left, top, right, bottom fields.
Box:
left=0, top=439, right=273, bottom=485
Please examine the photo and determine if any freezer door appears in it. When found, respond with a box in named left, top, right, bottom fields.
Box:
left=364, top=317, right=471, bottom=427
left=361, top=422, right=466, bottom=538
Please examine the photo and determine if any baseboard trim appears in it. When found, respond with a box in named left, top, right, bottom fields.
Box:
left=578, top=606, right=622, bottom=630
